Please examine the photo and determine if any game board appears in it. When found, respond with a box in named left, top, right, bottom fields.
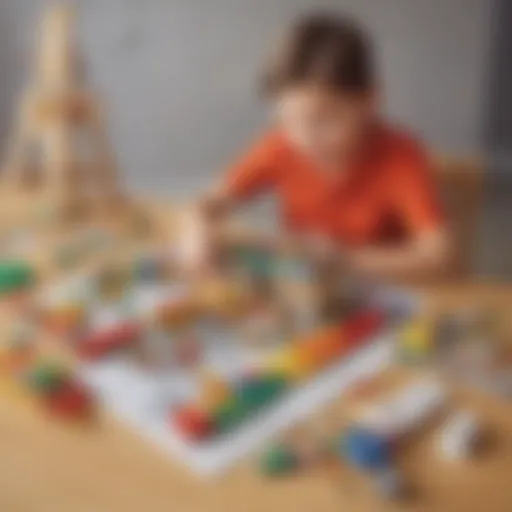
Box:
left=80, top=322, right=396, bottom=475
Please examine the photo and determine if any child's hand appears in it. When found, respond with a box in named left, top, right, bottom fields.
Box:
left=174, top=205, right=214, bottom=275
left=174, top=190, right=232, bottom=276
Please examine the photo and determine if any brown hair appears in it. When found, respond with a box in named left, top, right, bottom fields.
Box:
left=263, top=12, right=374, bottom=95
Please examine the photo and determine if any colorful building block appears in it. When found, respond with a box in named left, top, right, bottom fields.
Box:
left=266, top=346, right=316, bottom=381
left=0, top=260, right=34, bottom=296
left=24, top=361, right=69, bottom=394
left=197, top=372, right=232, bottom=411
left=213, top=398, right=247, bottom=433
left=341, top=426, right=393, bottom=471
left=77, top=322, right=142, bottom=360
left=171, top=405, right=213, bottom=441
left=343, top=309, right=385, bottom=348
left=260, top=443, right=299, bottom=476
left=45, top=303, right=86, bottom=334
left=235, top=374, right=286, bottom=410
left=295, top=326, right=345, bottom=370
left=43, top=380, right=92, bottom=419
left=398, top=318, right=434, bottom=363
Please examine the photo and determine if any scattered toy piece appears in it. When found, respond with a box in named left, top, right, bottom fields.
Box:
left=260, top=443, right=300, bottom=476
left=439, top=410, right=482, bottom=460
left=77, top=321, right=141, bottom=360
left=0, top=260, right=34, bottom=296
left=341, top=426, right=393, bottom=471
left=172, top=405, right=213, bottom=441
left=354, top=378, right=447, bottom=441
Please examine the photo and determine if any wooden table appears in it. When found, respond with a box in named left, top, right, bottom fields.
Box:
left=1, top=283, right=511, bottom=512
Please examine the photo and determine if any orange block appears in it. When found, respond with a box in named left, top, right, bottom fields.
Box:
left=45, top=306, right=85, bottom=334
left=296, top=326, right=346, bottom=370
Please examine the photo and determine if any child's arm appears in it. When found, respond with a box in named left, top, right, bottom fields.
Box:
left=347, top=228, right=451, bottom=281
left=346, top=143, right=450, bottom=281
left=177, top=134, right=282, bottom=272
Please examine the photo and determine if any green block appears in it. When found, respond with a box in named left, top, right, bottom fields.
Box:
left=25, top=362, right=69, bottom=394
left=260, top=444, right=299, bottom=476
left=0, top=260, right=34, bottom=294
left=213, top=398, right=248, bottom=432
left=236, top=375, right=286, bottom=410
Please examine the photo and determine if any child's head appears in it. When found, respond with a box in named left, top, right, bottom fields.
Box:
left=263, top=13, right=376, bottom=167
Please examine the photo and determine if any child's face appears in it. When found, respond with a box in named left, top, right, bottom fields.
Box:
left=276, top=85, right=376, bottom=168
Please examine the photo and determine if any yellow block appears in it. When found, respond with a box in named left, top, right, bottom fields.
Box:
left=400, top=320, right=432, bottom=353
left=265, top=346, right=316, bottom=381
left=196, top=371, right=232, bottom=412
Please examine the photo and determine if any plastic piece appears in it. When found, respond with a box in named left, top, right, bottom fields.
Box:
left=356, top=378, right=447, bottom=441
left=439, top=411, right=481, bottom=460
left=44, top=380, right=92, bottom=418
left=267, top=347, right=315, bottom=381
left=213, top=398, right=247, bottom=432
left=296, top=326, right=345, bottom=369
left=343, top=309, right=385, bottom=349
left=235, top=374, right=286, bottom=410
left=77, top=322, right=141, bottom=360
left=0, top=260, right=34, bottom=295
left=198, top=373, right=232, bottom=411
left=25, top=362, right=69, bottom=394
left=45, top=303, right=86, bottom=333
left=260, top=444, right=299, bottom=475
left=172, top=405, right=213, bottom=441
left=341, top=426, right=393, bottom=471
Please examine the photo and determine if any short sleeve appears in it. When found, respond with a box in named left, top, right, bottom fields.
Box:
left=391, top=139, right=444, bottom=235
left=224, top=132, right=284, bottom=201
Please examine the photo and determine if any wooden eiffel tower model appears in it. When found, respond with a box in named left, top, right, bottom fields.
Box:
left=2, top=3, right=124, bottom=221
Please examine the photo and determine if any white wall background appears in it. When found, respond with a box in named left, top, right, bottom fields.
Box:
left=0, top=0, right=494, bottom=194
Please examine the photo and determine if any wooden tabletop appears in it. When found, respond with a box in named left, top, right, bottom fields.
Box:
left=1, top=283, right=511, bottom=512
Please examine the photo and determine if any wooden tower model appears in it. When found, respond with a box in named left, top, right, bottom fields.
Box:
left=2, top=3, right=123, bottom=220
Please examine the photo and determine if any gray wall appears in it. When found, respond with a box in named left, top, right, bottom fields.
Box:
left=0, top=0, right=493, bottom=194
left=484, top=0, right=512, bottom=170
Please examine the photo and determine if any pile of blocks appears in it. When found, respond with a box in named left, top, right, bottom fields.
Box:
left=172, top=309, right=385, bottom=441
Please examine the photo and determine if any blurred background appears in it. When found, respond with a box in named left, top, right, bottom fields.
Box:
left=0, top=0, right=509, bottom=276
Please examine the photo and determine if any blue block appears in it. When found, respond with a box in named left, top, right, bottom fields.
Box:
left=340, top=427, right=392, bottom=471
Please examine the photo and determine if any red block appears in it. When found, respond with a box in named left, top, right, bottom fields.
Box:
left=77, top=322, right=141, bottom=361
left=44, top=380, right=93, bottom=419
left=343, top=309, right=385, bottom=349
left=171, top=405, right=213, bottom=441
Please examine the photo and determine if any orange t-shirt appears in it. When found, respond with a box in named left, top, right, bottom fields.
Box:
left=224, top=126, right=443, bottom=246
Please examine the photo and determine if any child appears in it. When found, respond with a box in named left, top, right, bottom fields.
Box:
left=187, top=12, right=450, bottom=280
